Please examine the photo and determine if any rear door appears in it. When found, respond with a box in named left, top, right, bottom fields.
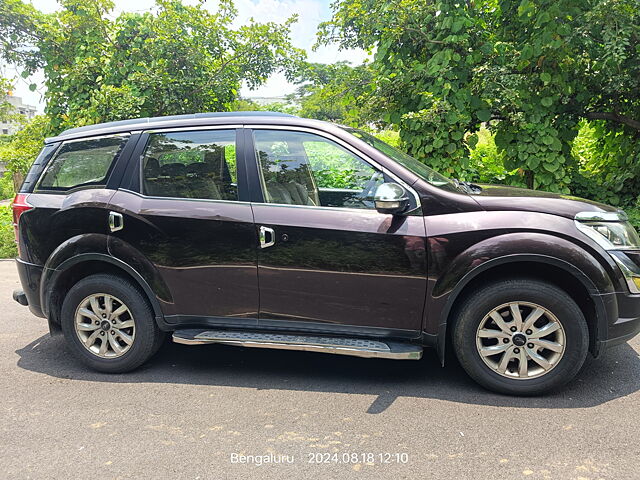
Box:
left=107, top=127, right=259, bottom=326
left=247, top=127, right=427, bottom=336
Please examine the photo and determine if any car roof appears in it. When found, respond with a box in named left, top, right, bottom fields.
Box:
left=45, top=111, right=327, bottom=143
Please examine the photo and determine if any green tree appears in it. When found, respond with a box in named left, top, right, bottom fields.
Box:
left=319, top=0, right=640, bottom=192
left=0, top=0, right=305, bottom=132
left=292, top=61, right=376, bottom=124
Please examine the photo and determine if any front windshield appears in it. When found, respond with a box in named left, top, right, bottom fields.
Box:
left=345, top=128, right=459, bottom=192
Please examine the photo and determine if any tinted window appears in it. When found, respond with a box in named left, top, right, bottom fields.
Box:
left=254, top=130, right=384, bottom=209
left=141, top=130, right=237, bottom=200
left=37, top=135, right=128, bottom=191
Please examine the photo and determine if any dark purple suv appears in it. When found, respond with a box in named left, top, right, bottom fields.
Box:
left=12, top=112, right=640, bottom=395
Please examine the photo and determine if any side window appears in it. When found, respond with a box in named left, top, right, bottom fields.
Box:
left=254, top=130, right=384, bottom=209
left=37, top=135, right=128, bottom=191
left=141, top=129, right=237, bottom=200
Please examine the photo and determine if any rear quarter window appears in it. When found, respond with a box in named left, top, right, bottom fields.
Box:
left=36, top=135, right=129, bottom=191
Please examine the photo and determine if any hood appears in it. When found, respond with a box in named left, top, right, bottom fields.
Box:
left=470, top=184, right=618, bottom=219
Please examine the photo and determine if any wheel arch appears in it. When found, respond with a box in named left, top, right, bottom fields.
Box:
left=42, top=253, right=167, bottom=332
left=437, top=254, right=613, bottom=364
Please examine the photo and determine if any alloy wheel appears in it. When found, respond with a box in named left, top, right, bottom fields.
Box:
left=74, top=293, right=136, bottom=358
left=475, top=301, right=566, bottom=379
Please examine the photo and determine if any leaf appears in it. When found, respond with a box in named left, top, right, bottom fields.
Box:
left=476, top=109, right=491, bottom=122
left=541, top=97, right=553, bottom=107
left=520, top=45, right=533, bottom=61
left=540, top=72, right=551, bottom=84
left=28, top=83, right=37, bottom=91
left=451, top=20, right=464, bottom=33
left=543, top=161, right=559, bottom=172
left=528, top=157, right=540, bottom=169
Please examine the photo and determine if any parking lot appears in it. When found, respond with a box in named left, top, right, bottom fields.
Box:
left=1, top=260, right=639, bottom=479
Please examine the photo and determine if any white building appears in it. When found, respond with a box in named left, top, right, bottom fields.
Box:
left=1, top=94, right=37, bottom=135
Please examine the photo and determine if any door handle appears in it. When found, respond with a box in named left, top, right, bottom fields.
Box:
left=108, top=211, right=124, bottom=232
left=259, top=226, right=275, bottom=249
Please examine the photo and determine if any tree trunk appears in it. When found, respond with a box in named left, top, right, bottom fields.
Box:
left=12, top=171, right=24, bottom=194
left=524, top=169, right=534, bottom=190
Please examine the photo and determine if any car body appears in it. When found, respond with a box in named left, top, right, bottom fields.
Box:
left=12, top=112, right=640, bottom=394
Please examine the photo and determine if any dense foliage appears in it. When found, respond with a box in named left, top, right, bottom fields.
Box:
left=1, top=0, right=304, bottom=132
left=319, top=0, right=640, bottom=195
left=0, top=205, right=17, bottom=258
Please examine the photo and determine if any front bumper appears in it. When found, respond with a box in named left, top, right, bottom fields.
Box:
left=600, top=291, right=640, bottom=349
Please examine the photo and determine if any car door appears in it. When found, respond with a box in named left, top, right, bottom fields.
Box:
left=107, top=127, right=259, bottom=326
left=247, top=127, right=427, bottom=336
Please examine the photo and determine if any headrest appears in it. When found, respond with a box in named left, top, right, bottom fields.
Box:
left=144, top=157, right=160, bottom=177
left=160, top=162, right=186, bottom=177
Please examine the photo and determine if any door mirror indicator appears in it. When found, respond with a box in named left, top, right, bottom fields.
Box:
left=374, top=183, right=410, bottom=215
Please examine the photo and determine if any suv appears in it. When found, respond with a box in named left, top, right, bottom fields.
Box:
left=12, top=112, right=640, bottom=395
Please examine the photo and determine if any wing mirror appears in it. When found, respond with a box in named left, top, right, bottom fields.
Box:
left=374, top=182, right=410, bottom=215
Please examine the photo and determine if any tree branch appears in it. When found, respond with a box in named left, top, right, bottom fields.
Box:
left=585, top=112, right=640, bottom=131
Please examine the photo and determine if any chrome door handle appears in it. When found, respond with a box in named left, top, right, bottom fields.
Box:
left=108, top=211, right=124, bottom=232
left=259, top=226, right=275, bottom=249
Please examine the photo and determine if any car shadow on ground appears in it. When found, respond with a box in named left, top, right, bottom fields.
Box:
left=15, top=333, right=640, bottom=413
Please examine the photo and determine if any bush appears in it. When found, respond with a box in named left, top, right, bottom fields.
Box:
left=0, top=204, right=16, bottom=258
left=0, top=172, right=14, bottom=200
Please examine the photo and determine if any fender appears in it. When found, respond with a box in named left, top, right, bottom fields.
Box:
left=432, top=232, right=618, bottom=363
left=40, top=233, right=170, bottom=327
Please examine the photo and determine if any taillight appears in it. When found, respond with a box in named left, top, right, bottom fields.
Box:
left=12, top=193, right=33, bottom=256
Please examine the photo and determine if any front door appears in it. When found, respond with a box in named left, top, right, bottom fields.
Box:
left=108, top=127, right=259, bottom=325
left=248, top=128, right=427, bottom=335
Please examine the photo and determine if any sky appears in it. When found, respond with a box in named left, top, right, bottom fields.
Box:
left=6, top=0, right=368, bottom=112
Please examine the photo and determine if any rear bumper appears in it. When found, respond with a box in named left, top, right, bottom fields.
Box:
left=15, top=258, right=45, bottom=318
left=12, top=289, right=28, bottom=306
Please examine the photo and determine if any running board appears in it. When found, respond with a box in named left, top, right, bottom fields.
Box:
left=172, top=329, right=423, bottom=360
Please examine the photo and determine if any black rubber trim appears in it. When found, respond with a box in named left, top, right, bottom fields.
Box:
left=241, top=128, right=266, bottom=203
left=106, top=133, right=142, bottom=191
left=437, top=253, right=610, bottom=364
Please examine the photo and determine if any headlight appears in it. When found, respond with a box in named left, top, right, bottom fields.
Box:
left=576, top=211, right=640, bottom=294
left=575, top=211, right=640, bottom=251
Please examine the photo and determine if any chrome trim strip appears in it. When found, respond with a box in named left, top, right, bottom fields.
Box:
left=117, top=188, right=252, bottom=206
left=575, top=211, right=627, bottom=222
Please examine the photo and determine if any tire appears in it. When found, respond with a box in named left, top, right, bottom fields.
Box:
left=60, top=274, right=164, bottom=373
left=452, top=278, right=589, bottom=395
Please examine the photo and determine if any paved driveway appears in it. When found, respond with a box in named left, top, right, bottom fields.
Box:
left=1, top=260, right=639, bottom=479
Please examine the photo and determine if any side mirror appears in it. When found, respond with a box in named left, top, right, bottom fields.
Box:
left=374, top=182, right=409, bottom=215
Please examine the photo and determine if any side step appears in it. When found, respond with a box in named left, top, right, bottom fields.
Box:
left=172, top=329, right=423, bottom=360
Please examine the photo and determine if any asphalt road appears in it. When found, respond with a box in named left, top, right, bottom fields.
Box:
left=1, top=260, right=639, bottom=479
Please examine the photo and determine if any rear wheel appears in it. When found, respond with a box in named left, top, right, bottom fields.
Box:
left=61, top=274, right=164, bottom=373
left=452, top=278, right=589, bottom=395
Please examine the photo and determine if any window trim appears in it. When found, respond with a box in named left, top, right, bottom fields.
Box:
left=245, top=125, right=421, bottom=212
left=135, top=126, right=246, bottom=203
left=34, top=133, right=130, bottom=194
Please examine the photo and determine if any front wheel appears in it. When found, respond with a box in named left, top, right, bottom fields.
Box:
left=60, top=274, right=164, bottom=373
left=452, top=278, right=589, bottom=395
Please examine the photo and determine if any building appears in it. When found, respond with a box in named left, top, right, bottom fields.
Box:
left=1, top=94, right=37, bottom=135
